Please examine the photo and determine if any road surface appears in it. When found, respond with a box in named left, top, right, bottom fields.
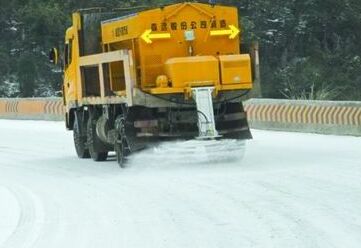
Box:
left=0, top=120, right=360, bottom=248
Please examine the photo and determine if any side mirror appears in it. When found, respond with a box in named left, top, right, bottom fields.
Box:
left=49, top=48, right=59, bottom=65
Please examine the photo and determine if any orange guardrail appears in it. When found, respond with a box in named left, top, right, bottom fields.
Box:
left=0, top=98, right=360, bottom=136
left=244, top=99, right=361, bottom=136
left=0, top=98, right=64, bottom=120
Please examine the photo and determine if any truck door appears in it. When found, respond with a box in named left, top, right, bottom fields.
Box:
left=63, top=38, right=77, bottom=105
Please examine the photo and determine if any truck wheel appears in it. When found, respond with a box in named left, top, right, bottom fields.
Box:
left=73, top=116, right=90, bottom=159
left=115, top=116, right=130, bottom=168
left=115, top=138, right=127, bottom=168
left=87, top=117, right=108, bottom=162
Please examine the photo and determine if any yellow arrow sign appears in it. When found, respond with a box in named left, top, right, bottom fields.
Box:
left=210, top=25, right=240, bottom=39
left=141, top=29, right=171, bottom=44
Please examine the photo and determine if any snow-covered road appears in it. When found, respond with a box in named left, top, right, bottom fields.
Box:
left=0, top=120, right=360, bottom=248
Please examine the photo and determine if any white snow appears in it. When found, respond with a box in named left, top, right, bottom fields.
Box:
left=0, top=186, right=20, bottom=245
left=267, top=18, right=282, bottom=23
left=0, top=119, right=360, bottom=248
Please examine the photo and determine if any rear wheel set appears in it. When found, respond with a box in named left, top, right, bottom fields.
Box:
left=87, top=115, right=108, bottom=162
left=73, top=113, right=90, bottom=159
left=72, top=109, right=133, bottom=167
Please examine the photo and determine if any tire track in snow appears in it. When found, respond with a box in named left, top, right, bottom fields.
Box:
left=0, top=185, right=45, bottom=248
left=256, top=178, right=361, bottom=248
left=183, top=178, right=309, bottom=248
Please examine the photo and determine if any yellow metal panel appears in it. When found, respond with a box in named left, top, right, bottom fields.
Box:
left=219, top=54, right=252, bottom=85
left=63, top=27, right=78, bottom=105
left=165, top=56, right=219, bottom=88
left=147, top=88, right=184, bottom=94
left=101, top=3, right=241, bottom=89
left=218, top=84, right=252, bottom=91
left=63, top=12, right=86, bottom=108
left=101, top=13, right=140, bottom=44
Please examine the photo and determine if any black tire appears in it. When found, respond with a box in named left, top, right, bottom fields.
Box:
left=115, top=139, right=127, bottom=168
left=115, top=116, right=130, bottom=168
left=87, top=117, right=108, bottom=162
left=73, top=115, right=90, bottom=159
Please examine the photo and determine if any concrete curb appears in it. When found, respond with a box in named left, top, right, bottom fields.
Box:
left=0, top=97, right=360, bottom=136
left=244, top=99, right=361, bottom=136
left=0, top=98, right=64, bottom=121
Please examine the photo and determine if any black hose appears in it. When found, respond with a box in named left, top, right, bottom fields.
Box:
left=214, top=90, right=251, bottom=104
left=197, top=110, right=210, bottom=124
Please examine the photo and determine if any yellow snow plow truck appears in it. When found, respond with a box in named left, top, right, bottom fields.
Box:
left=50, top=2, right=253, bottom=167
